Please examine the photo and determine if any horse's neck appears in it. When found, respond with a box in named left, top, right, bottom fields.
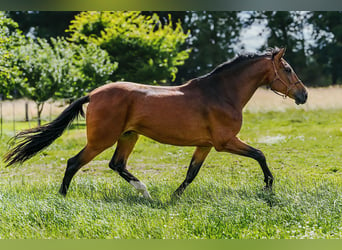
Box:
left=183, top=59, right=271, bottom=110
left=219, top=62, right=270, bottom=110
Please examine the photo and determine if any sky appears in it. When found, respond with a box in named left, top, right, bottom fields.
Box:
left=235, top=11, right=315, bottom=53
left=239, top=22, right=267, bottom=52
left=234, top=11, right=268, bottom=52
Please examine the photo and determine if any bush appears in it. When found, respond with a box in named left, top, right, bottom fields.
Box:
left=0, top=12, right=24, bottom=99
left=67, top=11, right=190, bottom=85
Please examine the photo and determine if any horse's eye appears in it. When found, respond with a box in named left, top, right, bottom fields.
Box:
left=284, top=67, right=291, bottom=73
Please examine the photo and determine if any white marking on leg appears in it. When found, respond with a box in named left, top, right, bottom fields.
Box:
left=129, top=180, right=152, bottom=199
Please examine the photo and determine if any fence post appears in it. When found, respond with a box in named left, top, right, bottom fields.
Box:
left=12, top=100, right=15, bottom=135
left=13, top=89, right=17, bottom=135
left=25, top=101, right=29, bottom=122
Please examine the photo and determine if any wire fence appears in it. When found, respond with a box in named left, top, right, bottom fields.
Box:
left=0, top=99, right=67, bottom=137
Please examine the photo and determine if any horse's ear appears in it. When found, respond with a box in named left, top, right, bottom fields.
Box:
left=273, top=48, right=286, bottom=62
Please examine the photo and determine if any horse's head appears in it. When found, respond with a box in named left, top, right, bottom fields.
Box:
left=268, top=48, right=308, bottom=105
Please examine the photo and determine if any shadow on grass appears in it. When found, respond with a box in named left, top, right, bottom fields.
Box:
left=96, top=184, right=184, bottom=209
left=100, top=191, right=180, bottom=209
left=255, top=189, right=280, bottom=207
left=95, top=183, right=283, bottom=210
left=225, top=185, right=282, bottom=208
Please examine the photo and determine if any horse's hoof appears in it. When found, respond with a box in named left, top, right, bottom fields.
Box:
left=263, top=185, right=273, bottom=192
left=171, top=192, right=182, bottom=201
left=58, top=187, right=67, bottom=197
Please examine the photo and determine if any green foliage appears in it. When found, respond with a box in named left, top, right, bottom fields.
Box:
left=15, top=38, right=60, bottom=103
left=3, top=10, right=342, bottom=102
left=67, top=11, right=190, bottom=84
left=251, top=11, right=342, bottom=86
left=53, top=39, right=117, bottom=99
left=309, top=11, right=342, bottom=85
left=7, top=11, right=79, bottom=38
left=176, top=11, right=243, bottom=81
left=0, top=12, right=24, bottom=99
left=148, top=12, right=243, bottom=82
left=11, top=37, right=116, bottom=124
left=13, top=38, right=65, bottom=125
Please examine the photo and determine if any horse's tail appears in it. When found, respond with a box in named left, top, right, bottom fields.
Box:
left=4, top=95, right=90, bottom=166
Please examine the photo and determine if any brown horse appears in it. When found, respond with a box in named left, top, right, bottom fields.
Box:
left=4, top=48, right=308, bottom=199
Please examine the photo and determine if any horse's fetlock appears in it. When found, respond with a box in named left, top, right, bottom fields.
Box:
left=253, top=149, right=265, bottom=162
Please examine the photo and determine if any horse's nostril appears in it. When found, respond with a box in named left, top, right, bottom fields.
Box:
left=295, top=90, right=308, bottom=105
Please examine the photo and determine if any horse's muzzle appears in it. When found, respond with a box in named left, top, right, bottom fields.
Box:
left=294, top=90, right=308, bottom=105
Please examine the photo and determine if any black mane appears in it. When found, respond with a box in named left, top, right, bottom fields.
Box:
left=203, top=48, right=281, bottom=78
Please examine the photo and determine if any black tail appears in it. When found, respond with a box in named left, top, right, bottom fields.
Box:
left=4, top=96, right=90, bottom=166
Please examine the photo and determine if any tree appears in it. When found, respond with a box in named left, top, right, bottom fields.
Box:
left=151, top=11, right=243, bottom=83
left=13, top=37, right=116, bottom=125
left=67, top=11, right=190, bottom=85
left=180, top=11, right=243, bottom=82
left=250, top=11, right=335, bottom=86
left=309, top=11, right=342, bottom=85
left=0, top=12, right=24, bottom=100
left=13, top=38, right=65, bottom=125
left=55, top=40, right=117, bottom=100
left=7, top=11, right=79, bottom=38
left=254, top=12, right=308, bottom=78
left=6, top=11, right=245, bottom=86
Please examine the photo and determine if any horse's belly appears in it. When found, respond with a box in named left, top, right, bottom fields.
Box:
left=131, top=119, right=213, bottom=147
left=122, top=87, right=213, bottom=146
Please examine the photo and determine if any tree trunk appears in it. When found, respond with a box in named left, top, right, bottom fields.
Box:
left=36, top=102, right=45, bottom=127
left=332, top=71, right=337, bottom=85
left=25, top=102, right=29, bottom=122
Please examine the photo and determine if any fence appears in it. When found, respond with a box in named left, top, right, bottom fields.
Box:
left=0, top=99, right=66, bottom=136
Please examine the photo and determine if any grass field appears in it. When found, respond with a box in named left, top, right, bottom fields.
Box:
left=1, top=87, right=342, bottom=239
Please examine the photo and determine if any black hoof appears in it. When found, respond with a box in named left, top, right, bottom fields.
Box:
left=58, top=186, right=67, bottom=197
left=264, top=176, right=274, bottom=190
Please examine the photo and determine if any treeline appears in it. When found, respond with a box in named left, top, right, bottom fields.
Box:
left=0, top=11, right=190, bottom=124
left=1, top=11, right=342, bottom=122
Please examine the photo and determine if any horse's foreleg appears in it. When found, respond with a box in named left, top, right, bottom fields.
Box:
left=173, top=146, right=211, bottom=198
left=109, top=132, right=151, bottom=199
left=59, top=145, right=105, bottom=196
left=219, top=136, right=274, bottom=189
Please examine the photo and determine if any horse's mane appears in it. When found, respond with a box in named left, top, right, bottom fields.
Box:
left=202, top=47, right=281, bottom=78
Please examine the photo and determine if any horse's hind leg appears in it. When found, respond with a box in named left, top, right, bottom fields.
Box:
left=173, top=146, right=211, bottom=198
left=219, top=136, right=274, bottom=189
left=109, top=132, right=151, bottom=199
left=59, top=145, right=105, bottom=196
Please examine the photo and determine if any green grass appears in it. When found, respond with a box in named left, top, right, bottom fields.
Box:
left=1, top=108, right=342, bottom=239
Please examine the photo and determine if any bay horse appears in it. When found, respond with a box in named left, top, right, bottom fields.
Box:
left=4, top=48, right=308, bottom=199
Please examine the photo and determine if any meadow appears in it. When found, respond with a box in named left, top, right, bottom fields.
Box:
left=1, top=87, right=342, bottom=239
